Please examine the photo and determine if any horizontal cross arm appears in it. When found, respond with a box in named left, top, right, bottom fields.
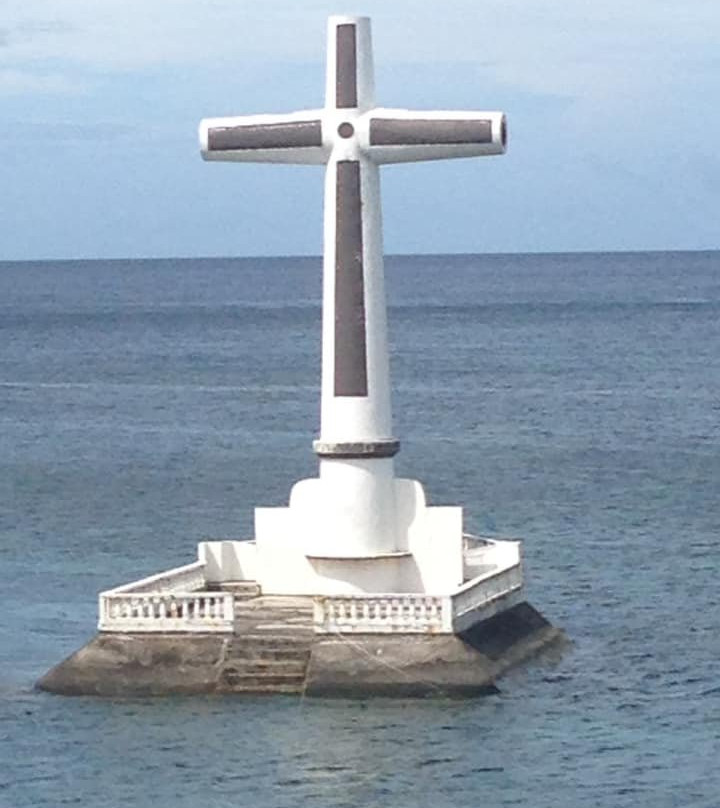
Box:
left=363, top=109, right=507, bottom=165
left=199, top=111, right=328, bottom=164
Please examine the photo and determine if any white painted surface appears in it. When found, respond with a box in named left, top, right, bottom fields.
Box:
left=253, top=478, right=465, bottom=594
left=199, top=540, right=258, bottom=583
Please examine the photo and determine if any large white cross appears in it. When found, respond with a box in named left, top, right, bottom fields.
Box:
left=200, top=15, right=506, bottom=557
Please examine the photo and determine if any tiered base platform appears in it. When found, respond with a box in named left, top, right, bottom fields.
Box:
left=37, top=596, right=564, bottom=697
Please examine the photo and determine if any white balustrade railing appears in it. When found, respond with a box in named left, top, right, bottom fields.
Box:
left=98, top=560, right=234, bottom=633
left=313, top=540, right=524, bottom=635
left=99, top=591, right=234, bottom=632
left=314, top=594, right=452, bottom=634
left=451, top=562, right=523, bottom=627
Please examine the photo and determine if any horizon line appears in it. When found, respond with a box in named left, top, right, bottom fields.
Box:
left=1, top=246, right=718, bottom=265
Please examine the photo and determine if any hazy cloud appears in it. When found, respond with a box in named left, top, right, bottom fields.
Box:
left=0, top=69, right=82, bottom=95
left=0, top=121, right=135, bottom=141
left=1, top=0, right=718, bottom=258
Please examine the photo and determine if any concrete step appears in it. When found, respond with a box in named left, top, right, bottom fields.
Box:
left=234, top=610, right=313, bottom=622
left=228, top=596, right=315, bottom=693
left=233, top=607, right=313, bottom=618
left=233, top=620, right=314, bottom=632
left=229, top=633, right=312, bottom=648
left=232, top=596, right=313, bottom=610
left=227, top=645, right=310, bottom=662
left=221, top=669, right=306, bottom=687
left=219, top=581, right=262, bottom=600
left=233, top=608, right=314, bottom=621
left=223, top=660, right=308, bottom=676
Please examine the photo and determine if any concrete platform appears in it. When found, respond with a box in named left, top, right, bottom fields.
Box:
left=36, top=601, right=566, bottom=698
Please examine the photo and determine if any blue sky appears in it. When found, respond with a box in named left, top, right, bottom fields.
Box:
left=1, top=0, right=718, bottom=260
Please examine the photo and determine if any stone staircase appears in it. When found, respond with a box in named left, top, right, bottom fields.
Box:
left=220, top=592, right=315, bottom=694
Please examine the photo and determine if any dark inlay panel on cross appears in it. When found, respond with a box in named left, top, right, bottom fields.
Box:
left=208, top=120, right=323, bottom=152
left=334, top=160, right=368, bottom=398
left=335, top=24, right=358, bottom=109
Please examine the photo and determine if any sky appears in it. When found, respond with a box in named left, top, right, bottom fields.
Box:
left=1, top=0, right=718, bottom=260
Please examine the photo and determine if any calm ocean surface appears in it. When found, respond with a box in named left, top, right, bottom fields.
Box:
left=1, top=251, right=718, bottom=807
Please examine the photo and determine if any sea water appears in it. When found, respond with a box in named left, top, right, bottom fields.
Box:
left=0, top=252, right=718, bottom=807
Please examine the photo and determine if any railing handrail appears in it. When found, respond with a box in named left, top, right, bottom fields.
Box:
left=451, top=563, right=523, bottom=623
left=100, top=560, right=206, bottom=596
left=313, top=592, right=448, bottom=602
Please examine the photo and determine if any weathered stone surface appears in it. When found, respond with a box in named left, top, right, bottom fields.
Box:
left=36, top=634, right=229, bottom=696
left=305, top=634, right=499, bottom=697
left=36, top=601, right=566, bottom=697
left=305, top=602, right=565, bottom=697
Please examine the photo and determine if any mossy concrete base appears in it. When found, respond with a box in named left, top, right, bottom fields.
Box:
left=305, top=602, right=565, bottom=697
left=36, top=602, right=566, bottom=698
left=36, top=634, right=229, bottom=697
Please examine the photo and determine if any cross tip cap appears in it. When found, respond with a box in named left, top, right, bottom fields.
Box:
left=327, top=14, right=371, bottom=28
left=198, top=119, right=210, bottom=157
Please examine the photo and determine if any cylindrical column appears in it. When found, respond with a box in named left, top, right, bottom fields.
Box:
left=316, top=155, right=395, bottom=448
left=310, top=15, right=400, bottom=555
